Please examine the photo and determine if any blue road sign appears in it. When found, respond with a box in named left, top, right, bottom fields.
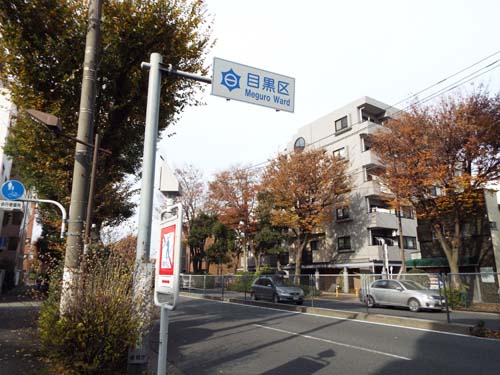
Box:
left=212, top=58, right=295, bottom=113
left=1, top=180, right=25, bottom=200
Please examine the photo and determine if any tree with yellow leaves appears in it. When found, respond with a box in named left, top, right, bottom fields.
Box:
left=261, top=149, right=350, bottom=282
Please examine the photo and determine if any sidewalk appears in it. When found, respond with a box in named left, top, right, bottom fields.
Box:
left=0, top=286, right=184, bottom=374
left=0, top=285, right=49, bottom=375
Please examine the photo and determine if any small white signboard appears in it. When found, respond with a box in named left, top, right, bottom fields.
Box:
left=0, top=200, right=23, bottom=210
left=211, top=57, right=295, bottom=113
left=480, top=267, right=495, bottom=283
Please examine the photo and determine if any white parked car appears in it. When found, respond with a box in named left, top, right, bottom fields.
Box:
left=362, top=279, right=445, bottom=312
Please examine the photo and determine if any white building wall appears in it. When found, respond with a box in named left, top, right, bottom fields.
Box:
left=484, top=190, right=500, bottom=285
left=0, top=84, right=27, bottom=285
left=287, top=97, right=420, bottom=270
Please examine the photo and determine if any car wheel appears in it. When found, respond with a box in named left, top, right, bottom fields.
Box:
left=296, top=300, right=304, bottom=306
left=367, top=295, right=376, bottom=308
left=272, top=294, right=280, bottom=304
left=408, top=298, right=420, bottom=312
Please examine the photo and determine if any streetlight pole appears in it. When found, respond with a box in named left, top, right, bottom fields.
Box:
left=238, top=221, right=247, bottom=272
left=376, top=237, right=390, bottom=278
left=26, top=110, right=111, bottom=247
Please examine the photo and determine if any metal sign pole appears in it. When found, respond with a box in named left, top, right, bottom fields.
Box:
left=133, top=53, right=211, bottom=374
left=157, top=304, right=170, bottom=375
left=136, top=54, right=292, bottom=373
left=154, top=202, right=182, bottom=373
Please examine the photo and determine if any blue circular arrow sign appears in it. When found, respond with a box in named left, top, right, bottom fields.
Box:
left=1, top=180, right=25, bottom=201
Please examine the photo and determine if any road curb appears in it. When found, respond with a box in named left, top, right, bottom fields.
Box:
left=181, top=292, right=473, bottom=336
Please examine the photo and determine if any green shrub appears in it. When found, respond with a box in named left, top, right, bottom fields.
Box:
left=38, top=251, right=149, bottom=375
left=294, top=279, right=320, bottom=297
left=226, top=272, right=255, bottom=292
left=445, top=286, right=470, bottom=308
left=256, top=266, right=274, bottom=275
left=404, top=269, right=431, bottom=288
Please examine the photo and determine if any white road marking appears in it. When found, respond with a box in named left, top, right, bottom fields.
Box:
left=253, top=323, right=412, bottom=361
left=181, top=295, right=500, bottom=341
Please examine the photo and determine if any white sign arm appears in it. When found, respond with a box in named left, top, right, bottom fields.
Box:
left=20, top=198, right=67, bottom=238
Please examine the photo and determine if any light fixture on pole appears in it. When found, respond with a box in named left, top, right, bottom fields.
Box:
left=376, top=237, right=390, bottom=278
left=26, top=109, right=111, bottom=250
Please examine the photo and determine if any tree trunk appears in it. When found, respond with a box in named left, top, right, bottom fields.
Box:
left=197, top=258, right=202, bottom=273
left=191, top=254, right=199, bottom=273
left=294, top=234, right=308, bottom=285
left=433, top=223, right=462, bottom=289
left=233, top=253, right=240, bottom=274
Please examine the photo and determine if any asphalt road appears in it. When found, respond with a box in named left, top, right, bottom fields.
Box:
left=307, top=297, right=500, bottom=329
left=165, top=296, right=500, bottom=375
left=184, top=289, right=500, bottom=330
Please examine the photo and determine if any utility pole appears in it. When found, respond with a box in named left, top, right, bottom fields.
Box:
left=61, top=0, right=102, bottom=313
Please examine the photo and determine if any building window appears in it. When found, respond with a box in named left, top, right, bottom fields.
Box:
left=294, top=137, right=306, bottom=152
left=400, top=206, right=414, bottom=219
left=12, top=211, right=23, bottom=225
left=310, top=240, right=318, bottom=251
left=430, top=186, right=443, bottom=196
left=490, top=221, right=497, bottom=230
left=403, top=236, right=417, bottom=249
left=338, top=236, right=351, bottom=251
left=2, top=212, right=12, bottom=226
left=8, top=237, right=18, bottom=251
left=335, top=116, right=348, bottom=132
left=364, top=166, right=380, bottom=182
left=333, top=147, right=348, bottom=159
left=336, top=206, right=350, bottom=220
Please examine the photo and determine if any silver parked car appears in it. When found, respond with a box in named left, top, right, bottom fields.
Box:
left=363, top=279, right=445, bottom=312
left=250, top=276, right=304, bottom=305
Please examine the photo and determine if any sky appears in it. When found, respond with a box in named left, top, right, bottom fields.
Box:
left=26, top=0, right=500, bottom=253
left=158, top=0, right=500, bottom=180
left=133, top=0, right=500, bottom=257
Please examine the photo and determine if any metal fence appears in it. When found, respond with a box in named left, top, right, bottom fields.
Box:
left=179, top=272, right=500, bottom=313
left=447, top=272, right=500, bottom=307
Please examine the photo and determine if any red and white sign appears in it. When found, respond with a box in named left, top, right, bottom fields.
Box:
left=159, top=224, right=176, bottom=275
left=154, top=203, right=183, bottom=308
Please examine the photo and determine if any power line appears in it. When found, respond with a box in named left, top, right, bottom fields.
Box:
left=317, top=61, right=500, bottom=151
left=245, top=50, right=500, bottom=173
left=391, top=49, right=500, bottom=107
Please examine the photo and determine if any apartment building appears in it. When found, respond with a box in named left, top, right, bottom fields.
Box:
left=286, top=97, right=421, bottom=275
left=0, top=83, right=36, bottom=290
